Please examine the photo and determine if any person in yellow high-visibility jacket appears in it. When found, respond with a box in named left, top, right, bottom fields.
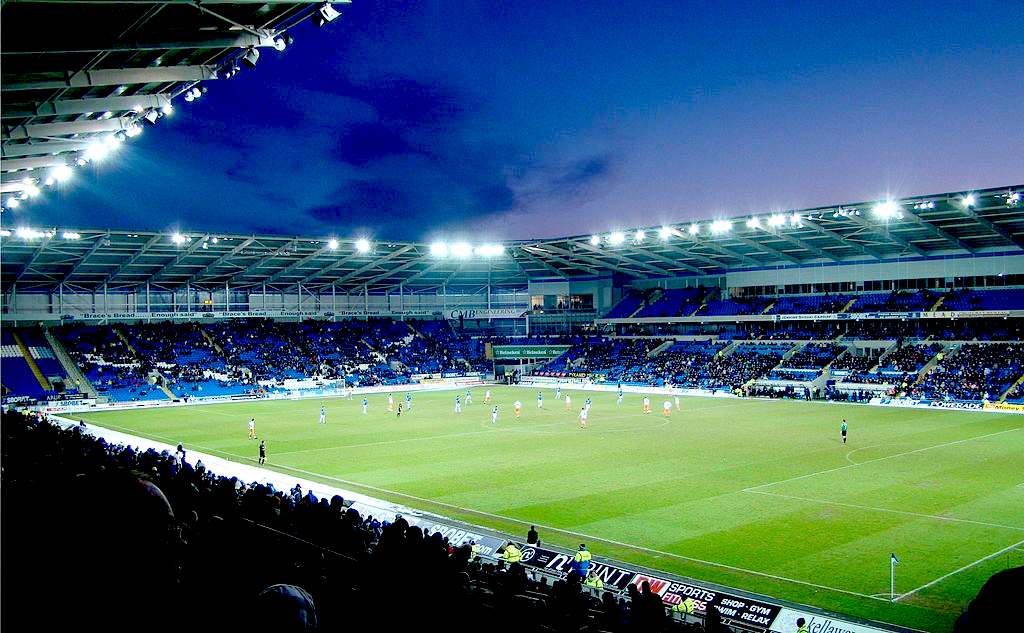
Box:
left=796, top=617, right=810, bottom=633
left=583, top=571, right=604, bottom=591
left=502, top=541, right=522, bottom=564
left=671, top=597, right=696, bottom=615
left=573, top=543, right=592, bottom=576
left=469, top=540, right=483, bottom=561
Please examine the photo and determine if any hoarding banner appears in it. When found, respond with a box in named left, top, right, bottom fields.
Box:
left=491, top=345, right=571, bottom=359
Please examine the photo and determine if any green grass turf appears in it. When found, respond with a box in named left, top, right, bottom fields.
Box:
left=75, top=387, right=1024, bottom=632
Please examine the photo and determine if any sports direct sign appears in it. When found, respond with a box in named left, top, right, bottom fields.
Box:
left=514, top=544, right=782, bottom=631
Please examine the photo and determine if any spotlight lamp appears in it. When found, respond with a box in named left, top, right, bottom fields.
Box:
left=354, top=238, right=371, bottom=253
left=327, top=239, right=339, bottom=250
left=1005, top=191, right=1021, bottom=207
left=634, top=229, right=646, bottom=241
left=589, top=235, right=601, bottom=246
left=241, top=47, right=260, bottom=69
left=608, top=231, right=625, bottom=245
left=688, top=223, right=699, bottom=235
left=273, top=33, right=294, bottom=51
left=314, top=2, right=342, bottom=28
left=659, top=226, right=673, bottom=240
left=962, top=193, right=977, bottom=208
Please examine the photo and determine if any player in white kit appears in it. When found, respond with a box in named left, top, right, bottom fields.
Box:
left=455, top=395, right=462, bottom=414
left=663, top=400, right=672, bottom=417
left=491, top=405, right=499, bottom=424
left=579, top=406, right=588, bottom=429
left=248, top=417, right=256, bottom=439
left=319, top=405, right=327, bottom=424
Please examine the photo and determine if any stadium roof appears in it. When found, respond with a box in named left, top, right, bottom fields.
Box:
left=2, top=186, right=1022, bottom=293
left=1, top=1, right=338, bottom=182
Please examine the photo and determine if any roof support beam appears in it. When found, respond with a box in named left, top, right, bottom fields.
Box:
left=679, top=234, right=760, bottom=267
left=2, top=138, right=94, bottom=158
left=141, top=234, right=210, bottom=285
left=902, top=214, right=974, bottom=252
left=846, top=215, right=926, bottom=257
left=100, top=234, right=162, bottom=285
left=521, top=245, right=602, bottom=275
left=658, top=232, right=730, bottom=270
left=361, top=257, right=431, bottom=287
left=765, top=229, right=840, bottom=262
left=294, top=246, right=416, bottom=290
left=730, top=234, right=801, bottom=265
left=3, top=117, right=134, bottom=141
left=573, top=241, right=673, bottom=276
left=15, top=235, right=55, bottom=282
left=383, top=260, right=449, bottom=288
left=2, top=30, right=280, bottom=56
left=225, top=238, right=299, bottom=284
left=1, top=94, right=171, bottom=120
left=185, top=237, right=256, bottom=285
left=798, top=218, right=885, bottom=260
left=262, top=247, right=330, bottom=286
left=0, top=156, right=70, bottom=172
left=960, top=205, right=1024, bottom=249
left=2, top=65, right=218, bottom=92
left=511, top=248, right=565, bottom=278
left=626, top=245, right=704, bottom=274
left=61, top=233, right=108, bottom=282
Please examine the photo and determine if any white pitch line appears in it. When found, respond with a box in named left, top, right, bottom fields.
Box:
left=87, top=419, right=892, bottom=604
left=895, top=538, right=1024, bottom=602
left=746, top=489, right=1024, bottom=532
left=744, top=426, right=1023, bottom=492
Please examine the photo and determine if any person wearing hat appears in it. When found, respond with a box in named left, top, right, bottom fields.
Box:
left=574, top=543, right=592, bottom=577
left=583, top=570, right=604, bottom=592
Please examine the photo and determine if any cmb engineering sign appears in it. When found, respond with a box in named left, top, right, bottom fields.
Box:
left=447, top=308, right=526, bottom=320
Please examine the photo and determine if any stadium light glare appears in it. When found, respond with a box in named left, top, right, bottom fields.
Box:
left=354, top=238, right=371, bottom=253
left=768, top=214, right=786, bottom=227
left=161, top=104, right=174, bottom=117
left=1007, top=191, right=1021, bottom=207
left=608, top=231, right=626, bottom=245
left=83, top=140, right=112, bottom=162
left=872, top=200, right=901, bottom=221
left=6, top=198, right=21, bottom=209
left=101, top=111, right=113, bottom=120
left=962, top=193, right=977, bottom=208
left=125, top=124, right=143, bottom=138
left=589, top=235, right=601, bottom=246
left=24, top=183, right=41, bottom=198
left=710, top=220, right=732, bottom=234
left=0, top=229, right=10, bottom=237
left=475, top=244, right=505, bottom=257
left=745, top=217, right=761, bottom=229
left=51, top=166, right=72, bottom=184
left=273, top=34, right=294, bottom=52
left=790, top=213, right=802, bottom=226
left=16, top=227, right=44, bottom=239
left=171, top=233, right=187, bottom=245
left=327, top=238, right=339, bottom=250
left=659, top=226, right=673, bottom=240
left=61, top=231, right=82, bottom=240
left=451, top=242, right=472, bottom=258
left=688, top=223, right=700, bottom=235
left=634, top=229, right=646, bottom=242
left=430, top=241, right=450, bottom=257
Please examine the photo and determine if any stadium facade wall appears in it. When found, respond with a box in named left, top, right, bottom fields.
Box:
left=724, top=252, right=1024, bottom=290
left=3, top=287, right=530, bottom=321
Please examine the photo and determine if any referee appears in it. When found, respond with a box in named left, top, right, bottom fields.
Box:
left=258, top=439, right=267, bottom=465
left=840, top=419, right=848, bottom=444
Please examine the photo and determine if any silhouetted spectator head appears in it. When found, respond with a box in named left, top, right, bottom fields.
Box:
left=252, top=584, right=319, bottom=631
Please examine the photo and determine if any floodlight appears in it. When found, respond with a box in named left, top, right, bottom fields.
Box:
left=871, top=201, right=900, bottom=220
left=962, top=193, right=977, bottom=208
left=59, top=231, right=79, bottom=240
left=143, top=110, right=160, bottom=125
left=24, top=183, right=41, bottom=198
left=355, top=238, right=371, bottom=253
left=6, top=198, right=21, bottom=209
left=0, top=229, right=10, bottom=237
left=314, top=2, right=342, bottom=27
left=430, top=242, right=449, bottom=257
left=161, top=104, right=173, bottom=116
left=745, top=217, right=760, bottom=229
left=659, top=226, right=672, bottom=240
left=273, top=34, right=294, bottom=51
left=635, top=229, right=646, bottom=241
left=241, top=47, right=260, bottom=69
left=710, top=220, right=732, bottom=234
left=451, top=242, right=472, bottom=258
left=790, top=213, right=802, bottom=226
left=211, top=237, right=219, bottom=244
left=171, top=233, right=187, bottom=245
left=16, top=227, right=43, bottom=239
left=132, top=104, right=144, bottom=113
left=1007, top=191, right=1021, bottom=207
left=688, top=223, right=699, bottom=235
left=768, top=214, right=786, bottom=227
left=327, top=238, right=339, bottom=250
left=44, top=177, right=55, bottom=186
left=589, top=235, right=601, bottom=246
left=608, top=231, right=625, bottom=245
left=83, top=141, right=111, bottom=162
left=477, top=244, right=505, bottom=256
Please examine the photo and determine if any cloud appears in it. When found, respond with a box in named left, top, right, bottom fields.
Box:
left=546, top=154, right=615, bottom=198
left=332, top=121, right=423, bottom=166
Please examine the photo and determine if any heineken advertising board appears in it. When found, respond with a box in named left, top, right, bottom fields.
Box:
left=490, top=345, right=571, bottom=360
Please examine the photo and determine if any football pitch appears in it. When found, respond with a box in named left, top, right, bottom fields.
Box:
left=75, top=386, right=1024, bottom=632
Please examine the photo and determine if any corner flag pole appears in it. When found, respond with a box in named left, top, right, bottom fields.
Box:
left=890, top=553, right=899, bottom=601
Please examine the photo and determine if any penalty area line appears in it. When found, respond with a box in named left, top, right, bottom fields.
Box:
left=895, top=538, right=1024, bottom=602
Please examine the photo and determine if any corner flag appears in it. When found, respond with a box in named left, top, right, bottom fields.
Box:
left=891, top=553, right=900, bottom=565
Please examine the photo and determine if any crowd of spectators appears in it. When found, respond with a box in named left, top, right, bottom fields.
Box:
left=918, top=343, right=1024, bottom=401
left=3, top=411, right=712, bottom=633
left=779, top=343, right=843, bottom=369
